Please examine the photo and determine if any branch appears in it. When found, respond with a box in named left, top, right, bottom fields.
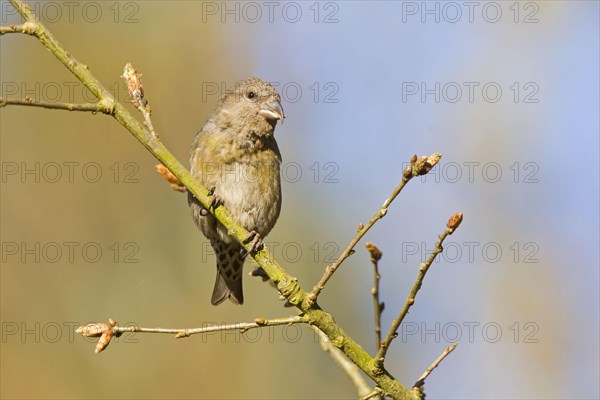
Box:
left=77, top=316, right=305, bottom=352
left=8, top=0, right=295, bottom=304
left=362, top=387, right=385, bottom=400
left=375, top=212, right=463, bottom=368
left=0, top=97, right=111, bottom=113
left=308, top=154, right=442, bottom=304
left=4, top=0, right=299, bottom=307
left=4, top=0, right=452, bottom=399
left=313, top=326, right=373, bottom=398
left=0, top=22, right=36, bottom=35
left=412, top=343, right=458, bottom=389
left=366, top=242, right=384, bottom=351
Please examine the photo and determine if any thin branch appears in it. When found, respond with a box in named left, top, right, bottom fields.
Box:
left=77, top=316, right=304, bottom=350
left=412, top=343, right=458, bottom=389
left=0, top=22, right=36, bottom=35
left=308, top=154, right=442, bottom=304
left=375, top=212, right=463, bottom=368
left=361, top=387, right=384, bottom=400
left=312, top=326, right=372, bottom=398
left=140, top=104, right=157, bottom=137
left=123, top=316, right=305, bottom=338
left=122, top=63, right=158, bottom=139
left=4, top=1, right=448, bottom=398
left=5, top=0, right=300, bottom=310
left=0, top=97, right=110, bottom=113
left=366, top=242, right=384, bottom=351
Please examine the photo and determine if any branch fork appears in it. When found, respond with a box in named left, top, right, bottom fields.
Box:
left=3, top=1, right=463, bottom=397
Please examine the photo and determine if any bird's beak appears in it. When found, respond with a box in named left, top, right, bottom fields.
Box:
left=259, top=100, right=285, bottom=124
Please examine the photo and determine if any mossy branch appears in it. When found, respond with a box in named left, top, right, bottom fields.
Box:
left=1, top=1, right=461, bottom=398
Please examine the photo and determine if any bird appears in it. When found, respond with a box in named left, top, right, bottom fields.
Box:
left=188, top=77, right=284, bottom=305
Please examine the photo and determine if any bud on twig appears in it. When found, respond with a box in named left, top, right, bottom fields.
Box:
left=447, top=212, right=463, bottom=233
left=365, top=242, right=382, bottom=263
left=122, top=63, right=144, bottom=107
left=95, top=329, right=114, bottom=354
left=122, top=63, right=158, bottom=138
left=412, top=153, right=442, bottom=176
left=76, top=318, right=117, bottom=354
left=156, top=164, right=187, bottom=192
left=76, top=323, right=106, bottom=337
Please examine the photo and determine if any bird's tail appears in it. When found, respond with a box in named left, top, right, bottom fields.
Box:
left=211, top=242, right=245, bottom=305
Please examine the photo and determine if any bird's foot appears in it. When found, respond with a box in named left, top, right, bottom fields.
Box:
left=241, top=230, right=264, bottom=258
left=207, top=187, right=223, bottom=211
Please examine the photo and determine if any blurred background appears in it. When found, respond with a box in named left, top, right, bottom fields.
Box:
left=1, top=1, right=598, bottom=399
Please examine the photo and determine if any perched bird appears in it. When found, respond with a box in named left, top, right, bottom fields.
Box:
left=188, top=77, right=284, bottom=305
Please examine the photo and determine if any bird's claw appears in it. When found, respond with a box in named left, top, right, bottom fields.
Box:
left=199, top=188, right=222, bottom=216
left=241, top=230, right=264, bottom=258
left=207, top=187, right=223, bottom=211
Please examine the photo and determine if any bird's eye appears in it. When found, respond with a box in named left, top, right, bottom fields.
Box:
left=247, top=91, right=256, bottom=99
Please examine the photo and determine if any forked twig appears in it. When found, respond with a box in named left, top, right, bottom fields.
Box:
left=375, top=212, right=463, bottom=368
left=308, top=154, right=442, bottom=304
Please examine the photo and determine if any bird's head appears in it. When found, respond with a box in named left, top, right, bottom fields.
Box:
left=213, top=77, right=285, bottom=137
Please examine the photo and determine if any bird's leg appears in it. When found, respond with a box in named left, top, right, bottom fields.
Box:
left=241, top=230, right=264, bottom=258
left=200, top=187, right=223, bottom=216
left=207, top=186, right=223, bottom=211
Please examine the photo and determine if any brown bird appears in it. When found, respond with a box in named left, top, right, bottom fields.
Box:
left=188, top=77, right=284, bottom=305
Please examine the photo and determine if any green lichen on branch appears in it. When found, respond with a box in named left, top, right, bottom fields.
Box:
left=2, top=1, right=459, bottom=398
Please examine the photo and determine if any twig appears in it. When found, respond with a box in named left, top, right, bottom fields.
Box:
left=312, top=326, right=372, bottom=398
left=308, top=154, right=442, bottom=304
left=366, top=242, right=384, bottom=351
left=412, top=343, right=458, bottom=389
left=374, top=212, right=463, bottom=368
left=0, top=22, right=36, bottom=35
left=77, top=316, right=305, bottom=352
left=122, top=63, right=158, bottom=139
left=129, top=316, right=304, bottom=338
left=4, top=2, right=445, bottom=398
left=0, top=97, right=110, bottom=113
left=361, top=387, right=384, bottom=400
